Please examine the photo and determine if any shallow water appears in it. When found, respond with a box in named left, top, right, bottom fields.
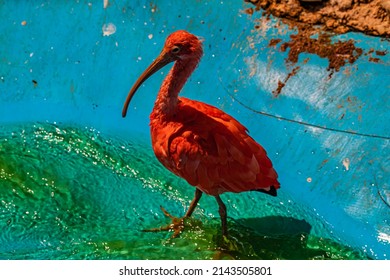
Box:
left=0, top=122, right=369, bottom=259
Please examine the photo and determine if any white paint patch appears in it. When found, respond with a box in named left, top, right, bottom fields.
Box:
left=292, top=113, right=323, bottom=135
left=378, top=231, right=390, bottom=244
left=246, top=57, right=353, bottom=112
left=342, top=158, right=350, bottom=171
left=102, top=23, right=116, bottom=36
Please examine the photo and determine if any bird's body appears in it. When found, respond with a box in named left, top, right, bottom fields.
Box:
left=122, top=30, right=280, bottom=237
left=150, top=97, right=279, bottom=196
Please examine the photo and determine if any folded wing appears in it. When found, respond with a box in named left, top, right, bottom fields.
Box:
left=167, top=97, right=280, bottom=196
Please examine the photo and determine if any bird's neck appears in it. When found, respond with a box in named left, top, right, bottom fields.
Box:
left=153, top=58, right=199, bottom=118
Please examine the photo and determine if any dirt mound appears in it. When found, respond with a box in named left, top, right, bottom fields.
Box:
left=245, top=0, right=390, bottom=37
left=244, top=0, right=389, bottom=95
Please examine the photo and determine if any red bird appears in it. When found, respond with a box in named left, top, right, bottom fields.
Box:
left=122, top=30, right=280, bottom=237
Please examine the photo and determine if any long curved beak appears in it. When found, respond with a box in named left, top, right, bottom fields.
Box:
left=122, top=51, right=174, bottom=118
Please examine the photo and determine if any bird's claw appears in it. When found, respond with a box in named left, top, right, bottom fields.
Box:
left=142, top=206, right=186, bottom=238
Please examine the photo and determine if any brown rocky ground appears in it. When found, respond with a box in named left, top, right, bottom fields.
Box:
left=245, top=0, right=390, bottom=37
left=244, top=0, right=389, bottom=95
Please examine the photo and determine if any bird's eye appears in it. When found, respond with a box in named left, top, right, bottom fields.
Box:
left=171, top=46, right=181, bottom=54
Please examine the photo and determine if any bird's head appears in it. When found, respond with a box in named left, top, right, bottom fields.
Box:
left=122, top=30, right=203, bottom=118
left=163, top=30, right=204, bottom=61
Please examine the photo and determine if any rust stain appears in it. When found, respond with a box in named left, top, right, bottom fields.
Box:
left=320, top=159, right=329, bottom=168
left=268, top=38, right=282, bottom=47
left=272, top=66, right=300, bottom=97
left=244, top=7, right=254, bottom=15
left=279, top=28, right=364, bottom=72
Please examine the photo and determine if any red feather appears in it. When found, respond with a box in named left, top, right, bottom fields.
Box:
left=150, top=97, right=280, bottom=196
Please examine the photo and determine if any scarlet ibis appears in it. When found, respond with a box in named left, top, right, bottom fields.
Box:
left=122, top=30, right=280, bottom=237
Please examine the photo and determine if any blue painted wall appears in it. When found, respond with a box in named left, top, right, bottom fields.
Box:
left=0, top=1, right=389, bottom=259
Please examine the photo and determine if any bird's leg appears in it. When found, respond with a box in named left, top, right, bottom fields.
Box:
left=143, top=188, right=203, bottom=238
left=184, top=188, right=203, bottom=218
left=215, top=195, right=228, bottom=236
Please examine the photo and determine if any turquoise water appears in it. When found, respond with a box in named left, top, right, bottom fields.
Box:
left=0, top=122, right=369, bottom=259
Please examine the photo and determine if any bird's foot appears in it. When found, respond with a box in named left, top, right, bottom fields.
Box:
left=142, top=206, right=186, bottom=238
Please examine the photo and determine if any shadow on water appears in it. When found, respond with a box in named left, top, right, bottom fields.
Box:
left=239, top=216, right=312, bottom=236
left=212, top=216, right=370, bottom=260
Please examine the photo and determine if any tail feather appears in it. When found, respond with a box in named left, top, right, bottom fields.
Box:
left=254, top=185, right=278, bottom=197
